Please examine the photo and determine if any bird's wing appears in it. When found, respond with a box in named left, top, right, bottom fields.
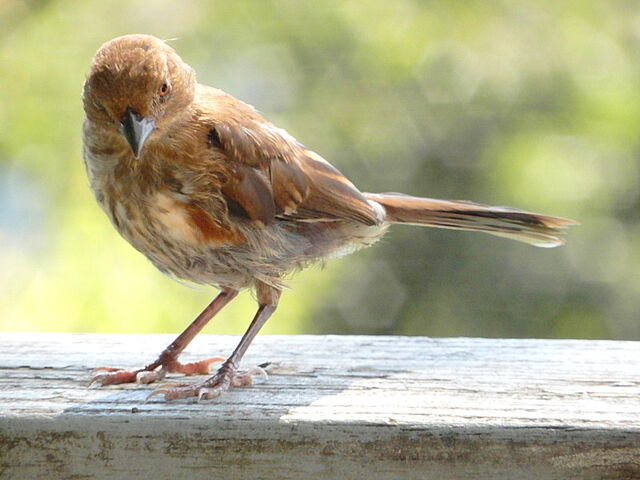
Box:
left=198, top=86, right=381, bottom=226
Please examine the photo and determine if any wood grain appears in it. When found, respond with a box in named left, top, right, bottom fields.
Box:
left=1, top=333, right=639, bottom=479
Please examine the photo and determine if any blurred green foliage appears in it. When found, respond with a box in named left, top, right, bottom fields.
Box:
left=0, top=0, right=638, bottom=339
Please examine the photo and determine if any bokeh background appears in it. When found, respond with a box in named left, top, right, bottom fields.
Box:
left=1, top=1, right=638, bottom=339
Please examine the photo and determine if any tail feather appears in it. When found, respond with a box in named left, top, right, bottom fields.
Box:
left=365, top=193, right=577, bottom=248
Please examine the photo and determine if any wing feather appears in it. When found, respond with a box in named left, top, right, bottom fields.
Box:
left=198, top=85, right=380, bottom=227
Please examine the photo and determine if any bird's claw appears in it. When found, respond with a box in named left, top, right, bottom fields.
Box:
left=135, top=367, right=168, bottom=384
left=89, top=356, right=226, bottom=387
left=165, top=356, right=226, bottom=375
left=145, top=366, right=268, bottom=402
left=89, top=369, right=139, bottom=387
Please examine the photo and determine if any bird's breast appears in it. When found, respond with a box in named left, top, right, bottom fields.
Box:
left=150, top=192, right=245, bottom=247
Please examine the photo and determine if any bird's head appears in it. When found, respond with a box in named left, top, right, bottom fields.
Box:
left=83, top=34, right=196, bottom=158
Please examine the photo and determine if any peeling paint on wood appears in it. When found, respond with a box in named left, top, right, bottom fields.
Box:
left=1, top=333, right=640, bottom=479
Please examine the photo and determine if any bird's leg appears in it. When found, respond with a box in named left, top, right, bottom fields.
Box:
left=90, top=289, right=239, bottom=386
left=148, top=283, right=280, bottom=401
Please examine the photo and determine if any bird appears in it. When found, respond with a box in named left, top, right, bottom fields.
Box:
left=82, top=34, right=576, bottom=401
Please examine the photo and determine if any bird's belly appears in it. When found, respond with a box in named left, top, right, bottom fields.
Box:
left=94, top=194, right=242, bottom=288
left=97, top=185, right=387, bottom=290
left=119, top=222, right=258, bottom=289
left=101, top=194, right=310, bottom=289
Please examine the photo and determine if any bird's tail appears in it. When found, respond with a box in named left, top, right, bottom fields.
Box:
left=365, top=192, right=577, bottom=248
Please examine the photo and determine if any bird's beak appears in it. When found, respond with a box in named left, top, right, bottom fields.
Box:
left=119, top=107, right=155, bottom=158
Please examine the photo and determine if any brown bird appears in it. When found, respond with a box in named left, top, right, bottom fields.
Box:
left=83, top=34, right=576, bottom=401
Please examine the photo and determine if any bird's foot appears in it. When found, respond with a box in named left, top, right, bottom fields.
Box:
left=89, top=356, right=226, bottom=386
left=146, top=361, right=268, bottom=401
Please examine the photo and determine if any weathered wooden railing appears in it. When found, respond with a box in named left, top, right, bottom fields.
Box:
left=1, top=333, right=639, bottom=479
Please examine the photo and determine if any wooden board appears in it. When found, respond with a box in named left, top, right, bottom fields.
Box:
left=1, top=333, right=640, bottom=479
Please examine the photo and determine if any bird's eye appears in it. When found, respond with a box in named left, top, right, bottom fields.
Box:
left=159, top=82, right=170, bottom=97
